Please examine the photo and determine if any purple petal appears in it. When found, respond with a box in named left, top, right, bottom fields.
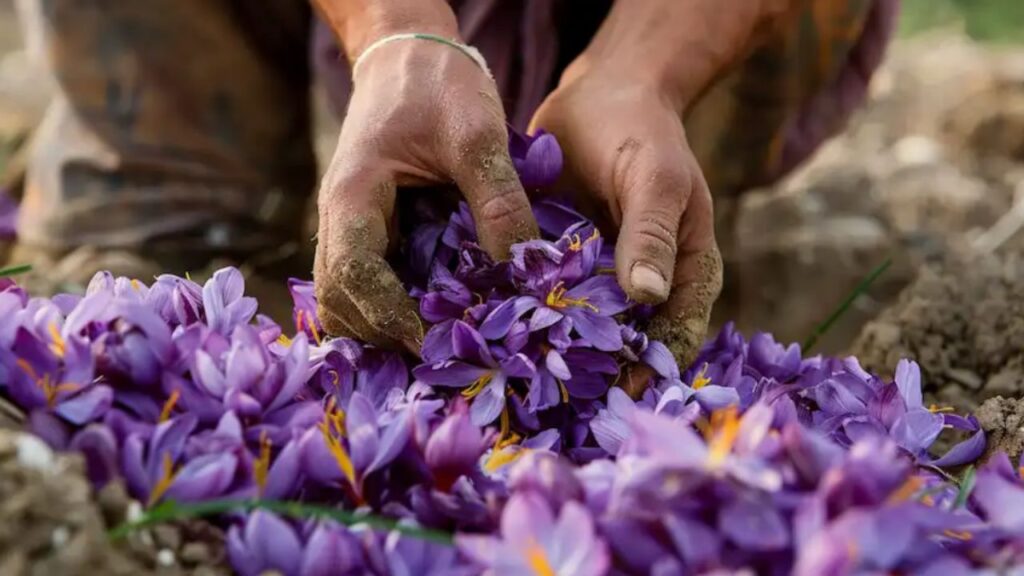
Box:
left=929, top=427, right=986, bottom=468
left=891, top=409, right=944, bottom=455
left=718, top=498, right=790, bottom=551
left=69, top=424, right=120, bottom=487
left=566, top=311, right=623, bottom=352
left=564, top=275, right=629, bottom=316
left=641, top=341, right=679, bottom=380
left=694, top=385, right=740, bottom=412
left=421, top=320, right=455, bottom=364
left=564, top=371, right=609, bottom=400
left=243, top=511, right=303, bottom=576
left=894, top=359, right=923, bottom=409
left=479, top=297, right=540, bottom=340
left=300, top=525, right=365, bottom=576
left=165, top=453, right=239, bottom=502
left=262, top=440, right=302, bottom=500
left=56, top=385, right=113, bottom=425
left=469, top=377, right=506, bottom=426
left=546, top=350, right=571, bottom=380
left=500, top=353, right=537, bottom=380
left=412, top=361, right=489, bottom=388
left=451, top=321, right=496, bottom=367
left=528, top=307, right=564, bottom=332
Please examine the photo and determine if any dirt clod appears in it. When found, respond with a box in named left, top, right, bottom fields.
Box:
left=975, top=396, right=1024, bottom=462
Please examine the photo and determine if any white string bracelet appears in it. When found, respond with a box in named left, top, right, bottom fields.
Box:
left=351, top=33, right=493, bottom=80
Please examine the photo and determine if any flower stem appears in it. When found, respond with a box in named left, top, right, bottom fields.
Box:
left=107, top=498, right=455, bottom=545
left=802, top=257, right=892, bottom=353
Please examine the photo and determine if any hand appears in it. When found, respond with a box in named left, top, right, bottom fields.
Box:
left=530, top=62, right=723, bottom=385
left=315, top=33, right=537, bottom=352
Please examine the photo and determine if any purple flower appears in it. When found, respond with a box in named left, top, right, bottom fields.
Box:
left=299, top=392, right=412, bottom=501
left=424, top=401, right=487, bottom=491
left=0, top=324, right=111, bottom=426
left=227, top=511, right=304, bottom=576
left=203, top=267, right=258, bottom=335
left=477, top=226, right=628, bottom=352
left=413, top=321, right=536, bottom=426
left=508, top=129, right=563, bottom=189
left=288, top=279, right=323, bottom=344
left=458, top=492, right=609, bottom=576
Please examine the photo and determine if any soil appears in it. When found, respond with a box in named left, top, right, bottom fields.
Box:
left=0, top=428, right=230, bottom=575
left=974, top=396, right=1024, bottom=463
left=851, top=251, right=1024, bottom=414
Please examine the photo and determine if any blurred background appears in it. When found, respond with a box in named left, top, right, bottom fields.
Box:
left=0, top=0, right=1021, bottom=364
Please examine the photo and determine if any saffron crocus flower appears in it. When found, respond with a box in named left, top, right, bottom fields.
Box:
left=287, top=278, right=323, bottom=343
left=424, top=401, right=487, bottom=491
left=202, top=267, right=258, bottom=334
left=458, top=491, right=609, bottom=576
left=477, top=224, right=629, bottom=352
left=122, top=412, right=247, bottom=505
left=299, top=392, right=412, bottom=501
left=1, top=325, right=111, bottom=426
left=381, top=529, right=477, bottom=576
left=508, top=129, right=563, bottom=189
left=414, top=321, right=536, bottom=426
left=227, top=511, right=305, bottom=576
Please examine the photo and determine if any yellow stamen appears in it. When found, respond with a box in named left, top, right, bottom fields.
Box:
left=927, top=404, right=955, bottom=414
left=324, top=397, right=346, bottom=436
left=184, top=271, right=192, bottom=282
left=545, top=281, right=598, bottom=313
left=47, top=322, right=66, bottom=358
left=483, top=433, right=524, bottom=472
left=320, top=420, right=357, bottom=487
left=307, top=315, right=323, bottom=347
left=886, top=476, right=924, bottom=504
left=130, top=278, right=142, bottom=292
left=567, top=233, right=584, bottom=252
left=253, top=431, right=272, bottom=495
left=276, top=333, right=292, bottom=347
left=692, top=363, right=712, bottom=390
left=159, top=389, right=181, bottom=423
left=525, top=540, right=557, bottom=576
left=462, top=373, right=493, bottom=399
left=705, top=406, right=740, bottom=466
left=943, top=529, right=973, bottom=541
left=558, top=379, right=569, bottom=404
left=147, top=452, right=178, bottom=507
left=328, top=370, right=341, bottom=390
left=498, top=407, right=511, bottom=441
left=17, top=360, right=78, bottom=408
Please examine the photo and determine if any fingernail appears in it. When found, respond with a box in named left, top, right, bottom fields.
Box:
left=630, top=263, right=669, bottom=303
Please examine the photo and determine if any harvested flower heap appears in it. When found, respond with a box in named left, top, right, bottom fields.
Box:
left=0, top=131, right=1020, bottom=575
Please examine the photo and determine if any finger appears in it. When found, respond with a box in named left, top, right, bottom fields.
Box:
left=315, top=164, right=423, bottom=354
left=447, top=122, right=539, bottom=260
left=615, top=164, right=690, bottom=305
left=646, top=182, right=723, bottom=370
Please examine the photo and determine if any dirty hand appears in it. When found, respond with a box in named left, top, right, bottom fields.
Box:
left=531, top=0, right=803, bottom=386
left=313, top=5, right=538, bottom=352
left=531, top=68, right=723, bottom=383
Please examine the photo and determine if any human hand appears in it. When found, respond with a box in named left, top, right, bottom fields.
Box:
left=530, top=63, right=723, bottom=388
left=314, top=17, right=537, bottom=352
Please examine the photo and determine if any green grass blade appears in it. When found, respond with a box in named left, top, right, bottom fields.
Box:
left=802, top=257, right=892, bottom=353
left=0, top=264, right=32, bottom=277
left=954, top=465, right=977, bottom=509
left=108, top=498, right=454, bottom=545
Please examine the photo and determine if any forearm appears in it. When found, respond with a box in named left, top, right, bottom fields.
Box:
left=311, top=0, right=460, bottom=62
left=576, top=0, right=806, bottom=112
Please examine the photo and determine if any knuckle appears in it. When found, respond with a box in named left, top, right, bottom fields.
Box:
left=633, top=211, right=680, bottom=255
left=475, top=185, right=532, bottom=228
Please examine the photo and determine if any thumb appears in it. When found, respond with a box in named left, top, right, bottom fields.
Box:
left=614, top=167, right=691, bottom=305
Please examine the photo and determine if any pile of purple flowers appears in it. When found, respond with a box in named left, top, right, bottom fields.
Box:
left=0, top=131, right=1021, bottom=575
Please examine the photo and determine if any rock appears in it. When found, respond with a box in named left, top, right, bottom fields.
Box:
left=975, top=396, right=1024, bottom=463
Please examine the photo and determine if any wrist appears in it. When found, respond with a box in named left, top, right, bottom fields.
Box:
left=577, top=0, right=801, bottom=112
left=313, top=0, right=460, bottom=62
